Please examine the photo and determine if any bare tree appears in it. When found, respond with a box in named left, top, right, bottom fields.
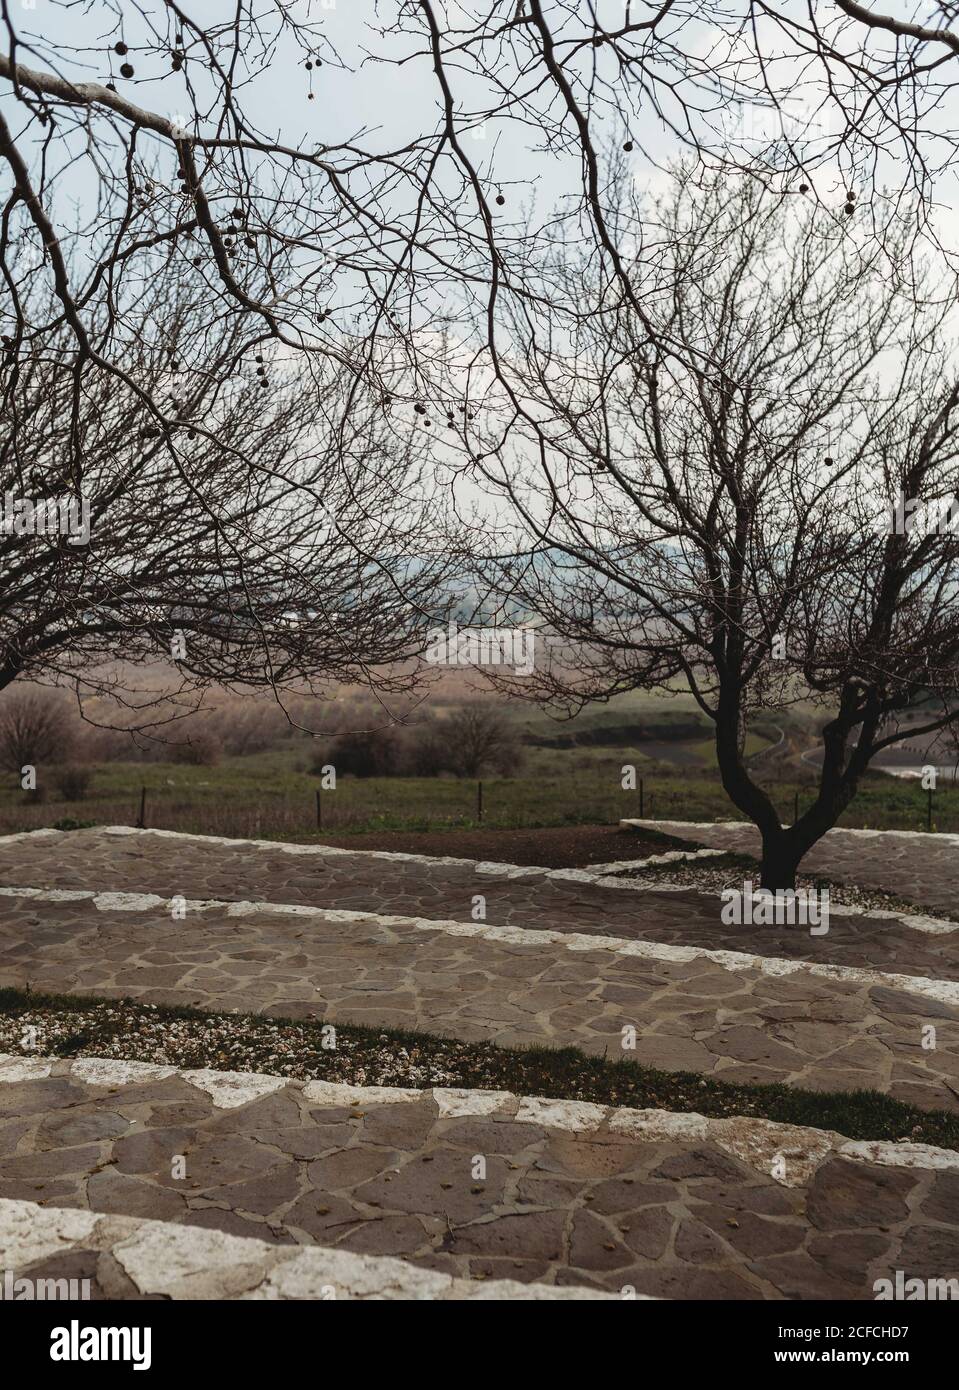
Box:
left=457, top=170, right=959, bottom=889
left=344, top=0, right=959, bottom=493
left=0, top=687, right=72, bottom=774
left=5, top=3, right=959, bottom=771
left=389, top=2, right=959, bottom=214
left=4, top=3, right=959, bottom=444
left=0, top=5, right=474, bottom=403
left=0, top=252, right=451, bottom=737
left=445, top=702, right=521, bottom=778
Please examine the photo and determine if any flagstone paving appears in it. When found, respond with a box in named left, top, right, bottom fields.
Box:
left=0, top=1198, right=618, bottom=1300
left=3, top=1061, right=958, bottom=1299
left=0, top=826, right=956, bottom=981
left=3, top=828, right=959, bottom=1301
left=628, top=820, right=959, bottom=920
left=2, top=892, right=959, bottom=1110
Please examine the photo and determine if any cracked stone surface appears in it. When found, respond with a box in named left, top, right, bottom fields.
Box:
left=0, top=827, right=957, bottom=980
left=3, top=1063, right=957, bottom=1299
left=628, top=820, right=959, bottom=921
left=0, top=1199, right=619, bottom=1300
left=2, top=892, right=959, bottom=1108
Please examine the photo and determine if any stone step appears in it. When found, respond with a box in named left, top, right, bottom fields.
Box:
left=2, top=1057, right=958, bottom=1300
left=2, top=888, right=959, bottom=1109
left=1, top=826, right=956, bottom=980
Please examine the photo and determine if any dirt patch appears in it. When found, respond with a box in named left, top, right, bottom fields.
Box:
left=313, top=822, right=690, bottom=868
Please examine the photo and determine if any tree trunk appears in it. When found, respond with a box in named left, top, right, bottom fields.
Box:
left=713, top=689, right=863, bottom=893
left=758, top=827, right=803, bottom=893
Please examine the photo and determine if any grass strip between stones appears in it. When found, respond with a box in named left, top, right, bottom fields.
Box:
left=2, top=986, right=958, bottom=1151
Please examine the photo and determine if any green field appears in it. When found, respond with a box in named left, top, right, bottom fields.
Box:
left=0, top=682, right=947, bottom=840
left=1, top=740, right=955, bottom=840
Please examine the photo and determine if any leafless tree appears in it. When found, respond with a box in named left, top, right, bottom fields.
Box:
left=0, top=251, right=451, bottom=740
left=0, top=4, right=474, bottom=400
left=386, top=2, right=959, bottom=214
left=445, top=701, right=521, bottom=777
left=457, top=169, right=959, bottom=889
left=4, top=3, right=959, bottom=442
left=361, top=1, right=959, bottom=453
left=0, top=687, right=72, bottom=774
left=5, top=3, right=959, bottom=773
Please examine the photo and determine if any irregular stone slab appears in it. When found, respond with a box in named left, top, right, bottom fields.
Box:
left=0, top=1199, right=623, bottom=1300
left=432, top=1088, right=514, bottom=1118
left=0, top=1055, right=53, bottom=1082
left=0, top=1198, right=98, bottom=1268
left=2, top=891, right=957, bottom=1108
left=302, top=1080, right=426, bottom=1108
left=71, top=1058, right=177, bottom=1087
left=709, top=1117, right=838, bottom=1188
left=514, top=1097, right=608, bottom=1131
left=3, top=1060, right=958, bottom=1299
left=181, top=1069, right=288, bottom=1109
left=2, top=824, right=957, bottom=984
left=609, top=1109, right=710, bottom=1144
left=838, top=1139, right=959, bottom=1171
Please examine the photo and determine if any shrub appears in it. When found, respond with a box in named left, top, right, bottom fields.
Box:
left=317, top=727, right=399, bottom=778
left=393, top=719, right=452, bottom=777
left=443, top=703, right=524, bottom=778
left=54, top=766, right=93, bottom=801
left=170, top=732, right=222, bottom=766
left=217, top=703, right=290, bottom=756
left=0, top=688, right=73, bottom=775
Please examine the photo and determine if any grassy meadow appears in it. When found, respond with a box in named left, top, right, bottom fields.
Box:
left=0, top=698, right=956, bottom=842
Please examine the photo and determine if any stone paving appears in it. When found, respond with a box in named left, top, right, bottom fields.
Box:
left=4, top=826, right=959, bottom=1300
left=0, top=1199, right=619, bottom=1300
left=628, top=820, right=959, bottom=920
left=0, top=826, right=956, bottom=981
left=3, top=1058, right=958, bottom=1299
left=2, top=889, right=959, bottom=1110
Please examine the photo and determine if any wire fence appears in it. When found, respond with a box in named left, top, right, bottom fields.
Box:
left=107, top=774, right=959, bottom=840
left=3, top=768, right=957, bottom=841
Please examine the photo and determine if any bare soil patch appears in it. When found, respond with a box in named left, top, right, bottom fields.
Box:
left=312, top=822, right=690, bottom=868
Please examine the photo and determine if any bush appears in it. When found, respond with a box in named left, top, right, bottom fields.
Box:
left=0, top=688, right=73, bottom=775
left=442, top=703, right=524, bottom=778
left=217, top=703, right=290, bottom=756
left=170, top=732, right=222, bottom=766
left=317, top=727, right=399, bottom=778
left=397, top=718, right=455, bottom=777
left=54, top=765, right=93, bottom=801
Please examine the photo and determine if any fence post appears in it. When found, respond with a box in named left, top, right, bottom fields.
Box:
left=316, top=787, right=322, bottom=831
left=639, top=776, right=644, bottom=819
left=477, top=780, right=483, bottom=823
left=136, top=786, right=146, bottom=830
left=928, top=784, right=933, bottom=834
